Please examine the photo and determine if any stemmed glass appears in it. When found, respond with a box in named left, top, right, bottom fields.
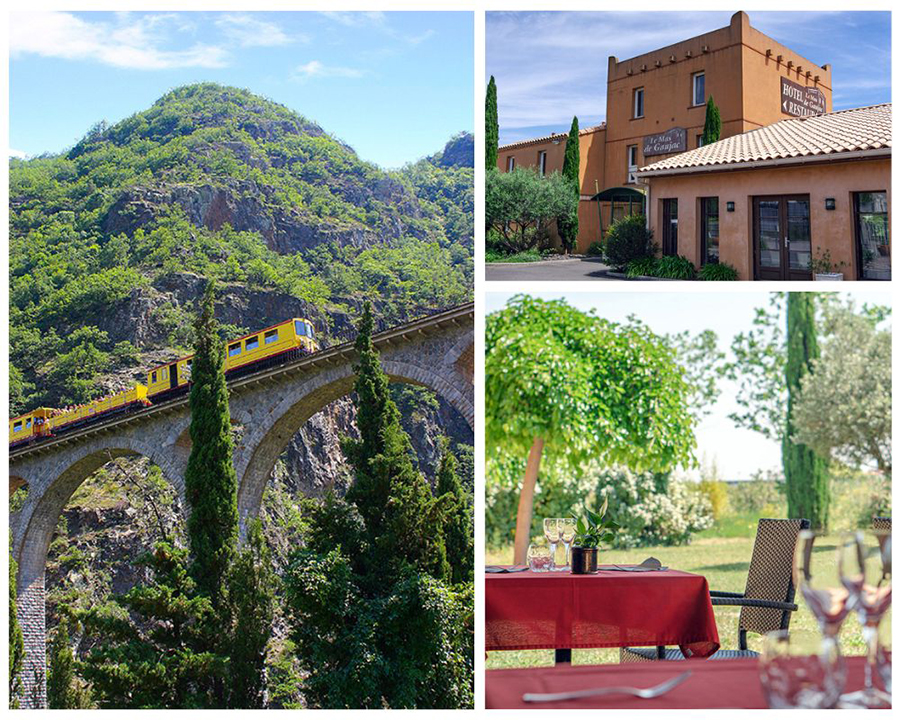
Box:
left=794, top=530, right=853, bottom=643
left=837, top=530, right=892, bottom=709
left=559, top=518, right=577, bottom=571
left=543, top=518, right=561, bottom=571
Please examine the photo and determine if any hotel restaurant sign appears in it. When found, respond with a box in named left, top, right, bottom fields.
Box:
left=643, top=127, right=687, bottom=157
left=781, top=77, right=826, bottom=117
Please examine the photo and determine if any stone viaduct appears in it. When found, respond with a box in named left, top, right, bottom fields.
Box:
left=9, top=303, right=473, bottom=708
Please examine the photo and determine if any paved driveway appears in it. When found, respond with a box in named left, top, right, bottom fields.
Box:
left=485, top=257, right=618, bottom=282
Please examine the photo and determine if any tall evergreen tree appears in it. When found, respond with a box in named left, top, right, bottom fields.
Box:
left=557, top=116, right=580, bottom=254
left=435, top=437, right=474, bottom=584
left=226, top=519, right=276, bottom=709
left=184, top=282, right=238, bottom=600
left=9, top=540, right=24, bottom=708
left=47, top=617, right=78, bottom=709
left=485, top=76, right=499, bottom=172
left=702, top=96, right=722, bottom=146
left=783, top=293, right=829, bottom=528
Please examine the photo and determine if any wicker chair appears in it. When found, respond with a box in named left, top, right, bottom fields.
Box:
left=621, top=518, right=810, bottom=662
left=873, top=517, right=892, bottom=532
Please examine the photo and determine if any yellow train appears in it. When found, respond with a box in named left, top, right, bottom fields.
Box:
left=10, top=318, right=319, bottom=448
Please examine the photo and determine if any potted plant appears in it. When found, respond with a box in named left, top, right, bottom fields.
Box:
left=570, top=497, right=619, bottom=574
left=809, top=246, right=846, bottom=281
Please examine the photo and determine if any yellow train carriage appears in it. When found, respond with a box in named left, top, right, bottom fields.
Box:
left=9, top=408, right=53, bottom=446
left=48, top=386, right=151, bottom=433
left=146, top=318, right=318, bottom=398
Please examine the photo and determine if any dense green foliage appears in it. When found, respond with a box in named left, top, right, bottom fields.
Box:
left=436, top=437, right=474, bottom=584
left=9, top=83, right=472, bottom=412
left=185, top=284, right=239, bottom=599
left=9, top=540, right=25, bottom=708
left=654, top=255, right=696, bottom=280
left=47, top=618, right=88, bottom=708
left=699, top=262, right=739, bottom=281
left=557, top=116, right=581, bottom=253
left=702, top=96, right=722, bottom=146
left=485, top=168, right=573, bottom=254
left=603, top=214, right=654, bottom=270
left=783, top=293, right=829, bottom=529
left=485, top=77, right=499, bottom=172
left=625, top=256, right=658, bottom=278
left=283, top=304, right=473, bottom=707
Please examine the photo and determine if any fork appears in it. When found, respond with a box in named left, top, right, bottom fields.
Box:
left=522, top=670, right=692, bottom=703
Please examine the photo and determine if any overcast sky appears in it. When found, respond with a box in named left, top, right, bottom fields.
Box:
left=487, top=11, right=891, bottom=145
left=10, top=11, right=473, bottom=168
left=485, top=289, right=891, bottom=481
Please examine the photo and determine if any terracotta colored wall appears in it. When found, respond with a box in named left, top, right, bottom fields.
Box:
left=645, top=158, right=891, bottom=280
left=497, top=136, right=567, bottom=175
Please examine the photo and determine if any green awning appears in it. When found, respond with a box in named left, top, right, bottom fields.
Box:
left=589, top=186, right=646, bottom=202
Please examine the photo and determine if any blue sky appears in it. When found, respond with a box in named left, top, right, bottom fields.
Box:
left=9, top=11, right=473, bottom=169
left=485, top=290, right=891, bottom=481
left=487, top=11, right=891, bottom=145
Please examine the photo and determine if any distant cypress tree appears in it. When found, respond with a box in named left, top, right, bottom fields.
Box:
left=557, top=116, right=580, bottom=254
left=435, top=436, right=474, bottom=584
left=9, top=540, right=24, bottom=708
left=783, top=293, right=829, bottom=529
left=47, top=617, right=77, bottom=709
left=702, top=96, right=722, bottom=146
left=485, top=76, right=499, bottom=172
left=185, top=282, right=238, bottom=600
left=226, top=519, right=275, bottom=709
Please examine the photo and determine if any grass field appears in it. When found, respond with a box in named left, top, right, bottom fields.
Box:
left=485, top=533, right=884, bottom=670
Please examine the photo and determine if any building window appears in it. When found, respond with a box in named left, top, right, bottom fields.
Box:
left=626, top=145, right=638, bottom=183
left=696, top=134, right=704, bottom=148
left=692, top=72, right=705, bottom=106
left=662, top=199, right=678, bottom=256
left=700, top=197, right=719, bottom=264
left=538, top=150, right=547, bottom=176
left=506, top=156, right=515, bottom=172
left=633, top=87, right=644, bottom=118
left=854, top=191, right=890, bottom=280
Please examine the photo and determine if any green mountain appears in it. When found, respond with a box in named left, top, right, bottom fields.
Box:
left=9, top=83, right=473, bottom=412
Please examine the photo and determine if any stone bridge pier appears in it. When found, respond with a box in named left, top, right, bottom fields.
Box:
left=9, top=304, right=473, bottom=707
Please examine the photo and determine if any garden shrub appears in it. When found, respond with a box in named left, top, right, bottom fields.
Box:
left=654, top=255, right=696, bottom=280
left=625, top=256, right=658, bottom=278
left=592, top=466, right=714, bottom=548
left=829, top=467, right=891, bottom=531
left=586, top=241, right=604, bottom=257
left=603, top=214, right=653, bottom=270
left=699, top=262, right=739, bottom=281
left=696, top=479, right=730, bottom=521
left=727, top=476, right=784, bottom=515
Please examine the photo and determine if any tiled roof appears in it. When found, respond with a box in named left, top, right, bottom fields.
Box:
left=498, top=124, right=605, bottom=151
left=638, top=103, right=891, bottom=175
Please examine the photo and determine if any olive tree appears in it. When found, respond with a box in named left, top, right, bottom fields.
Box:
left=485, top=295, right=697, bottom=563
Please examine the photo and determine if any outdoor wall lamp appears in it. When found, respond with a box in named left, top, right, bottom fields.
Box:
left=825, top=198, right=836, bottom=210
left=726, top=201, right=735, bottom=212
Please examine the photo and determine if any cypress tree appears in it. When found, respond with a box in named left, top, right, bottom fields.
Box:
left=435, top=437, right=474, bottom=584
left=702, top=96, right=722, bottom=146
left=47, top=617, right=76, bottom=709
left=9, top=540, right=24, bottom=708
left=557, top=116, right=580, bottom=254
left=485, top=76, right=499, bottom=172
left=783, top=293, right=830, bottom=529
left=184, top=282, right=238, bottom=600
left=226, top=519, right=276, bottom=709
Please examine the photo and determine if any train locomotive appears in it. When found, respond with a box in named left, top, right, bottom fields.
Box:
left=9, top=318, right=318, bottom=449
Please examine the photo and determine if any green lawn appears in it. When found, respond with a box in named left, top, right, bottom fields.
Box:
left=485, top=534, right=882, bottom=669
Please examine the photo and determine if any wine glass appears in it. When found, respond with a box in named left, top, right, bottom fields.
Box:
left=559, top=518, right=577, bottom=571
left=794, top=530, right=853, bottom=641
left=759, top=629, right=846, bottom=708
left=876, top=608, right=891, bottom=696
left=837, top=530, right=892, bottom=709
left=543, top=518, right=561, bottom=571
left=527, top=539, right=552, bottom=573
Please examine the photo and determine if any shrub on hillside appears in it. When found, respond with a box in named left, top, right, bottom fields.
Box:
left=654, top=255, right=696, bottom=280
left=700, top=262, right=739, bottom=281
left=603, top=215, right=654, bottom=270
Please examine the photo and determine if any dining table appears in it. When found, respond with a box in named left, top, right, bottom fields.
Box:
left=485, top=656, right=884, bottom=709
left=485, top=565, right=720, bottom=659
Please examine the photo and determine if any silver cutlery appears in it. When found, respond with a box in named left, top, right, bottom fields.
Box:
left=522, top=670, right=692, bottom=703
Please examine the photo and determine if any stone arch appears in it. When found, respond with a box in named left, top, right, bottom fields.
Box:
left=234, top=358, right=473, bottom=534
left=10, top=474, right=28, bottom=496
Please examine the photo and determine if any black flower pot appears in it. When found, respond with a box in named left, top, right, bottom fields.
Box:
left=570, top=546, right=598, bottom=574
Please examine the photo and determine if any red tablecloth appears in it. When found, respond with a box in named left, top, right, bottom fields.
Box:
left=486, top=567, right=720, bottom=658
left=486, top=657, right=881, bottom=709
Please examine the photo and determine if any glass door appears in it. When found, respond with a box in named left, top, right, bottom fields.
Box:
left=662, top=199, right=677, bottom=256
left=753, top=195, right=811, bottom=280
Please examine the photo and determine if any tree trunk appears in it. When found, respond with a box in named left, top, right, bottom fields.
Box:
left=513, top=437, right=544, bottom=565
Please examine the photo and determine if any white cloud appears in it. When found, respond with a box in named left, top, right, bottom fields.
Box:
left=9, top=149, right=29, bottom=159
left=214, top=14, right=295, bottom=48
left=319, top=11, right=386, bottom=28
left=292, top=60, right=365, bottom=82
left=10, top=11, right=228, bottom=70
